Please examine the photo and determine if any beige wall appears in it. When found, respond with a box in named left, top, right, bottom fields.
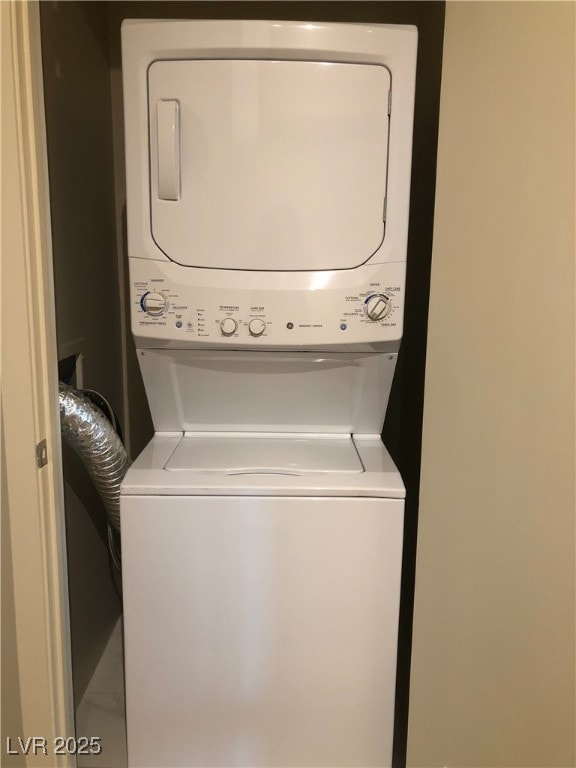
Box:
left=408, top=2, right=575, bottom=767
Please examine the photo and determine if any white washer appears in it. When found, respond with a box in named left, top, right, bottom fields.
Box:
left=122, top=434, right=404, bottom=768
left=120, top=19, right=417, bottom=768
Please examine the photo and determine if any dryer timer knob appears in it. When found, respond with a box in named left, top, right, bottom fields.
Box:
left=141, top=291, right=168, bottom=317
left=365, top=294, right=390, bottom=322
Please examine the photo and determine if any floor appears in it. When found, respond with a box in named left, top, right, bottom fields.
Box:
left=75, top=619, right=127, bottom=768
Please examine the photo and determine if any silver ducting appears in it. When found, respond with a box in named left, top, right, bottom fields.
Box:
left=59, top=383, right=129, bottom=532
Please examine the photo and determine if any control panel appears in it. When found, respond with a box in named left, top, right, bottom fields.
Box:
left=131, top=259, right=405, bottom=348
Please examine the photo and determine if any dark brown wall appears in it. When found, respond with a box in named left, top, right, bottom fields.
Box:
left=40, top=1, right=123, bottom=704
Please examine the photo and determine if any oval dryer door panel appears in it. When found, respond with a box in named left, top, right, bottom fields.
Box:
left=148, top=59, right=390, bottom=271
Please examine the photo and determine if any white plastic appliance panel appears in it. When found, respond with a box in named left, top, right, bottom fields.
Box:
left=131, top=258, right=406, bottom=349
left=122, top=495, right=404, bottom=767
left=120, top=434, right=406, bottom=498
left=122, top=21, right=417, bottom=269
left=164, top=433, right=364, bottom=474
left=136, top=350, right=397, bottom=434
left=148, top=59, right=389, bottom=271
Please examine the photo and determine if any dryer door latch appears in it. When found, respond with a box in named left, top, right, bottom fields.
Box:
left=157, top=99, right=180, bottom=201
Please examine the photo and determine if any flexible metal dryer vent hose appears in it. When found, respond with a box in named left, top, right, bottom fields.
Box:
left=58, top=383, right=129, bottom=532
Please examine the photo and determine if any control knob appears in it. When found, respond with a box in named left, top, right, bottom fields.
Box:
left=220, top=317, right=238, bottom=336
left=248, top=318, right=266, bottom=337
left=141, top=291, right=168, bottom=317
left=365, top=294, right=390, bottom=322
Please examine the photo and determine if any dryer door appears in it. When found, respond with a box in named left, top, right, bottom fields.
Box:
left=148, top=59, right=390, bottom=271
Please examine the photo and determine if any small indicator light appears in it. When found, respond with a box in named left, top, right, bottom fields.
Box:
left=176, top=321, right=182, bottom=328
left=340, top=323, right=347, bottom=331
left=287, top=322, right=294, bottom=330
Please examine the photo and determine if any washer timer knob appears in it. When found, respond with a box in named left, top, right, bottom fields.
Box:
left=248, top=318, right=266, bottom=337
left=365, top=294, right=391, bottom=322
left=141, top=291, right=168, bottom=317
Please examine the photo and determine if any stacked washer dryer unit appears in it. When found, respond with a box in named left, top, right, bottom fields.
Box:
left=121, top=20, right=417, bottom=768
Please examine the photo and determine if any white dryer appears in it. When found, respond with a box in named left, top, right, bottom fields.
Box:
left=121, top=19, right=417, bottom=768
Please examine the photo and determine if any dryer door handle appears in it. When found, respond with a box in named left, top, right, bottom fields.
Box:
left=156, top=99, right=180, bottom=201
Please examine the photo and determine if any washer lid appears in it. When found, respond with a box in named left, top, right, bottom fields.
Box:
left=165, top=434, right=364, bottom=475
left=148, top=59, right=390, bottom=271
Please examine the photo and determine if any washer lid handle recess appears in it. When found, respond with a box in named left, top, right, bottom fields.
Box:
left=164, top=434, right=365, bottom=475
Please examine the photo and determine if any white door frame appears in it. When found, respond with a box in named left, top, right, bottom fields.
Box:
left=2, top=1, right=74, bottom=764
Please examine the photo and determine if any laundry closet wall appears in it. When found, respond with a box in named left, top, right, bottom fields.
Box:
left=409, top=3, right=575, bottom=766
left=40, top=2, right=127, bottom=705
left=37, top=0, right=443, bottom=761
left=9, top=3, right=573, bottom=766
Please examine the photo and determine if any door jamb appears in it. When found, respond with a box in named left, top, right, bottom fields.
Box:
left=2, top=1, right=75, bottom=763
